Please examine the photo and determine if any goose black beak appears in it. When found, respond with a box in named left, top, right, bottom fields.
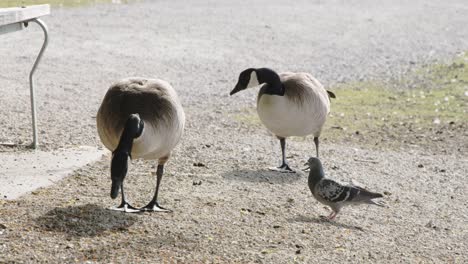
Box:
left=110, top=180, right=121, bottom=199
left=229, top=84, right=243, bottom=96
left=302, top=162, right=310, bottom=171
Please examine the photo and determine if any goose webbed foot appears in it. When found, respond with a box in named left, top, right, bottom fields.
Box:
left=272, top=137, right=296, bottom=173
left=269, top=163, right=296, bottom=173
left=140, top=201, right=172, bottom=213
left=109, top=201, right=141, bottom=213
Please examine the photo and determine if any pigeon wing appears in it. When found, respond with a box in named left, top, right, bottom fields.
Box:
left=316, top=179, right=351, bottom=203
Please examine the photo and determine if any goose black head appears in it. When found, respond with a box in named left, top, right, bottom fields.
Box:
left=230, top=68, right=258, bottom=95
left=230, top=68, right=282, bottom=95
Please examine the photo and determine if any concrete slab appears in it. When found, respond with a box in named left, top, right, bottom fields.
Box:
left=0, top=146, right=105, bottom=200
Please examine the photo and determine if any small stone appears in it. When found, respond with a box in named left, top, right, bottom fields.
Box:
left=425, top=221, right=439, bottom=230
left=193, top=162, right=206, bottom=167
left=417, top=164, right=424, bottom=168
left=192, top=180, right=202, bottom=186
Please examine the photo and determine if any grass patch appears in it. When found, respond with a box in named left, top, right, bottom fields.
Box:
left=324, top=83, right=466, bottom=151
left=326, top=52, right=467, bottom=151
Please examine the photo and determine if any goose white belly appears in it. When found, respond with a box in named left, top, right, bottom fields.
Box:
left=132, top=109, right=185, bottom=160
left=257, top=94, right=328, bottom=138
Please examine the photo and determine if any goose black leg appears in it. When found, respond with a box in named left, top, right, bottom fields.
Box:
left=269, top=137, right=295, bottom=173
left=109, top=183, right=140, bottom=213
left=141, top=164, right=171, bottom=212
left=313, top=136, right=320, bottom=158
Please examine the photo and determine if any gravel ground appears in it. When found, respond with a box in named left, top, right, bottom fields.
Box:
left=0, top=0, right=467, bottom=263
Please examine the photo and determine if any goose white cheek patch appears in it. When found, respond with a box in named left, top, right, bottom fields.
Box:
left=247, top=71, right=259, bottom=88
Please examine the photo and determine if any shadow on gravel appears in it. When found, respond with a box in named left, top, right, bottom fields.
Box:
left=289, top=215, right=364, bottom=231
left=34, top=204, right=138, bottom=237
left=221, top=169, right=302, bottom=184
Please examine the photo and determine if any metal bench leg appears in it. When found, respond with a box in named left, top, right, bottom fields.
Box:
left=27, top=18, right=49, bottom=149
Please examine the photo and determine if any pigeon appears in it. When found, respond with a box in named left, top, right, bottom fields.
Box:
left=305, top=157, right=385, bottom=220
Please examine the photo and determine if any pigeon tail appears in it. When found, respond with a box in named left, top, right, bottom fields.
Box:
left=360, top=189, right=384, bottom=199
left=349, top=188, right=385, bottom=205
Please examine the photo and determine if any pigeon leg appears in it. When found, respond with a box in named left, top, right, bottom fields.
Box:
left=109, top=183, right=140, bottom=213
left=327, top=211, right=337, bottom=220
left=269, top=137, right=295, bottom=173
left=141, top=164, right=171, bottom=212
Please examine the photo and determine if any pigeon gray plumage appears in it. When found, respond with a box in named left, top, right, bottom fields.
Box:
left=306, top=157, right=384, bottom=220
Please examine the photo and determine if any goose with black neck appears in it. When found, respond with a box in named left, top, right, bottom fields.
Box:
left=230, top=68, right=335, bottom=173
left=97, top=77, right=185, bottom=213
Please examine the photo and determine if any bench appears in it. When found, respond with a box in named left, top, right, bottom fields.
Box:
left=0, top=4, right=50, bottom=149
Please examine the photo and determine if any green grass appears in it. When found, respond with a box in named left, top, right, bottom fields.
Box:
left=324, top=52, right=468, bottom=150
left=326, top=82, right=466, bottom=134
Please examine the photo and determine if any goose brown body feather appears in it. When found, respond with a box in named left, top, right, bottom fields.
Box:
left=97, top=77, right=185, bottom=160
left=257, top=72, right=330, bottom=138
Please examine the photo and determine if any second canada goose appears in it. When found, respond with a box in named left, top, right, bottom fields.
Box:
left=97, top=77, right=185, bottom=213
left=230, top=68, right=335, bottom=172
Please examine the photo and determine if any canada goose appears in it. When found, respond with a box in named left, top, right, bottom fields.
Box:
left=230, top=68, right=335, bottom=172
left=305, top=157, right=384, bottom=220
left=97, top=77, right=185, bottom=213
